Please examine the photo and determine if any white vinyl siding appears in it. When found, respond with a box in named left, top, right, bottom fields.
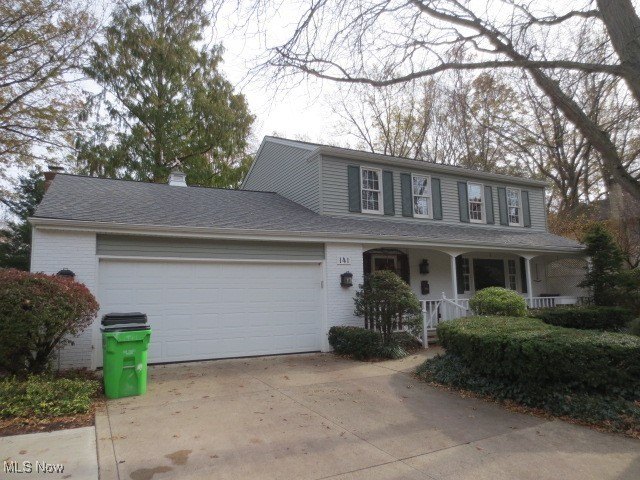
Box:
left=319, top=155, right=547, bottom=230
left=412, top=174, right=432, bottom=218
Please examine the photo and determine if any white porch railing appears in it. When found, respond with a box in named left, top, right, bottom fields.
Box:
left=420, top=294, right=580, bottom=348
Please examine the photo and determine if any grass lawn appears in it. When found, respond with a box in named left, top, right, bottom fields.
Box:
left=0, top=372, right=102, bottom=436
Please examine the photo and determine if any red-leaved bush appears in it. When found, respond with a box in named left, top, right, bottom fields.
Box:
left=0, top=268, right=99, bottom=373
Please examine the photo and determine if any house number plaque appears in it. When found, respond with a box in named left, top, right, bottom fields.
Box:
left=337, top=256, right=351, bottom=265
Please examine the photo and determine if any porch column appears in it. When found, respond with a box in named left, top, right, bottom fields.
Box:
left=449, top=253, right=459, bottom=302
left=523, top=255, right=534, bottom=305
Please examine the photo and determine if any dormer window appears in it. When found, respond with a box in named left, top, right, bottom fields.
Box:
left=361, top=167, right=383, bottom=214
left=412, top=174, right=432, bottom=218
left=507, top=188, right=522, bottom=226
left=468, top=182, right=485, bottom=223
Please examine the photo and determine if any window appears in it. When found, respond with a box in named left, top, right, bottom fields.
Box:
left=372, top=254, right=397, bottom=273
left=507, top=188, right=522, bottom=226
left=461, top=257, right=471, bottom=292
left=361, top=168, right=382, bottom=213
left=507, top=259, right=517, bottom=290
left=412, top=174, right=432, bottom=218
left=468, top=182, right=484, bottom=223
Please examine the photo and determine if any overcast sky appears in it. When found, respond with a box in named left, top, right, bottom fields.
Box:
left=210, top=1, right=351, bottom=151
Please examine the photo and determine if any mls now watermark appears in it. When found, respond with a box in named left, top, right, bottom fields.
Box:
left=4, top=460, right=65, bottom=474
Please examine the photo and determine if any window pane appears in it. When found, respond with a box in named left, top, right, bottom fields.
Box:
left=362, top=169, right=379, bottom=190
left=362, top=190, right=379, bottom=211
left=412, top=175, right=428, bottom=196
left=507, top=189, right=520, bottom=207
left=468, top=184, right=482, bottom=202
left=470, top=202, right=483, bottom=220
left=414, top=196, right=430, bottom=215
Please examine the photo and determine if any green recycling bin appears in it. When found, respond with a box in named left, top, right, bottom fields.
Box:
left=101, top=313, right=151, bottom=399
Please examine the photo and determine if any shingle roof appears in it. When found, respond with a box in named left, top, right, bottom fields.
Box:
left=33, top=175, right=582, bottom=252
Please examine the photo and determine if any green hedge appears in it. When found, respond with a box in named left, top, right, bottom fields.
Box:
left=328, top=326, right=420, bottom=360
left=469, top=287, right=527, bottom=317
left=532, top=306, right=633, bottom=331
left=437, top=316, right=640, bottom=397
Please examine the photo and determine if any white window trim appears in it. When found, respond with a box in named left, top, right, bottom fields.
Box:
left=411, top=173, right=433, bottom=219
left=506, top=187, right=523, bottom=227
left=360, top=166, right=383, bottom=215
left=467, top=182, right=485, bottom=224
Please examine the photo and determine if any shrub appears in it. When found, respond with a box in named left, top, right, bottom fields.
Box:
left=328, top=327, right=421, bottom=360
left=630, top=318, right=640, bottom=337
left=468, top=287, right=527, bottom=317
left=416, top=354, right=640, bottom=435
left=437, top=316, right=640, bottom=398
left=533, top=306, right=633, bottom=331
left=328, top=326, right=382, bottom=360
left=0, top=375, right=100, bottom=418
left=353, top=270, right=421, bottom=344
left=0, top=269, right=99, bottom=374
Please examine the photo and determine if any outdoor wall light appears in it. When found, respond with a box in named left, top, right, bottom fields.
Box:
left=419, top=259, right=430, bottom=275
left=340, top=271, right=353, bottom=288
left=421, top=280, right=430, bottom=295
left=56, top=268, right=75, bottom=280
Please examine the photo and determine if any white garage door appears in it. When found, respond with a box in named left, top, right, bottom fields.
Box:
left=98, top=260, right=323, bottom=364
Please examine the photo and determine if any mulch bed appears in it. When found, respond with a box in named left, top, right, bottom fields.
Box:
left=0, top=398, right=104, bottom=437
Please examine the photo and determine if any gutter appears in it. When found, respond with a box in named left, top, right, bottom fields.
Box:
left=29, top=217, right=585, bottom=255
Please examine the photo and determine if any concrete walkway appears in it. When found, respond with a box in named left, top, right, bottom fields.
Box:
left=96, top=350, right=640, bottom=480
left=0, top=426, right=98, bottom=479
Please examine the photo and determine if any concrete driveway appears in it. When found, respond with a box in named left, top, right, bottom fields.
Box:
left=96, top=351, right=640, bottom=480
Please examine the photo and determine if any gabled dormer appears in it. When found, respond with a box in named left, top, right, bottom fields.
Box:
left=243, top=137, right=548, bottom=232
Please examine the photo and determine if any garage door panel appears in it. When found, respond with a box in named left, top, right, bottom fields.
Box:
left=98, top=260, right=323, bottom=364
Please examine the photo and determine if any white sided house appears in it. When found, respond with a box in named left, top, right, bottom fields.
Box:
left=30, top=137, right=586, bottom=369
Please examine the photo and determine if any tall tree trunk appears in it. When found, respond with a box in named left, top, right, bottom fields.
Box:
left=598, top=0, right=640, bottom=105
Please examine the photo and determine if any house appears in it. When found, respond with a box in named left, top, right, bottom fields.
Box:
left=29, top=137, right=585, bottom=369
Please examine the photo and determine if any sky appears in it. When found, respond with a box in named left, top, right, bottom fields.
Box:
left=209, top=1, right=352, bottom=151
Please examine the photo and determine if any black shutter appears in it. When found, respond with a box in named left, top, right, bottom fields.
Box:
left=347, top=165, right=361, bottom=213
left=383, top=170, right=395, bottom=216
left=457, top=182, right=469, bottom=223
left=485, top=186, right=494, bottom=224
left=400, top=173, right=413, bottom=217
left=520, top=257, right=528, bottom=294
left=522, top=190, right=531, bottom=227
left=398, top=252, right=410, bottom=284
left=497, top=187, right=508, bottom=226
left=432, top=178, right=443, bottom=220
left=455, top=255, right=465, bottom=294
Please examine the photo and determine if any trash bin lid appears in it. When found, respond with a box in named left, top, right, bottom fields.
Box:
left=102, top=312, right=148, bottom=326
left=101, top=323, right=151, bottom=332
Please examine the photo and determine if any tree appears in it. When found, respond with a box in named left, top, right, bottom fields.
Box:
left=78, top=0, right=254, bottom=187
left=0, top=169, right=45, bottom=270
left=354, top=270, right=421, bottom=345
left=0, top=0, right=95, bottom=179
left=257, top=0, right=640, bottom=202
left=579, top=223, right=624, bottom=306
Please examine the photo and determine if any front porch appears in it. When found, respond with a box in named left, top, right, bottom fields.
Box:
left=361, top=245, right=588, bottom=342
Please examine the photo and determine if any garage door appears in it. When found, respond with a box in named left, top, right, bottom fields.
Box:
left=98, top=260, right=323, bottom=364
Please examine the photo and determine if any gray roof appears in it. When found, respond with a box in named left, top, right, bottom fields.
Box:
left=33, top=175, right=582, bottom=252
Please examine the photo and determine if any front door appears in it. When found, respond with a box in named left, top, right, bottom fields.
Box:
left=473, top=259, right=506, bottom=291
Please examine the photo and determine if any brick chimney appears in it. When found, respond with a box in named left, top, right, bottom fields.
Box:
left=44, top=165, right=64, bottom=191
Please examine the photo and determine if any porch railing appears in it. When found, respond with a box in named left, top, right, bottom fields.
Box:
left=421, top=294, right=580, bottom=348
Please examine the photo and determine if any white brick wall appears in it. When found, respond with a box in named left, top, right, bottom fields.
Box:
left=31, top=228, right=98, bottom=369
left=322, top=243, right=364, bottom=351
